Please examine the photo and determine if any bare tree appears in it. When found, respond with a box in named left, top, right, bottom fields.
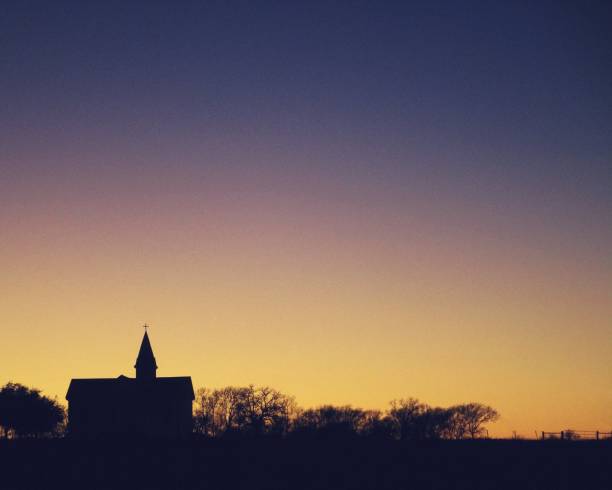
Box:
left=292, top=405, right=367, bottom=436
left=194, top=387, right=223, bottom=437
left=388, top=399, right=483, bottom=440
left=388, top=398, right=428, bottom=440
left=417, top=407, right=455, bottom=440
left=194, top=385, right=296, bottom=437
left=357, top=410, right=396, bottom=439
left=449, top=403, right=499, bottom=439
left=251, top=385, right=297, bottom=435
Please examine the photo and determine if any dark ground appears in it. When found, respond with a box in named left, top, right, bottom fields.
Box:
left=1, top=437, right=610, bottom=489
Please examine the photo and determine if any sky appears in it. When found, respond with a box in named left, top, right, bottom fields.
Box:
left=1, top=1, right=611, bottom=437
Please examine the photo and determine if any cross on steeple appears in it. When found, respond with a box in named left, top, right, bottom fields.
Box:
left=143, top=324, right=149, bottom=332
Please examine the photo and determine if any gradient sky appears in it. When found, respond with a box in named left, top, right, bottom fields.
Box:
left=1, top=1, right=611, bottom=437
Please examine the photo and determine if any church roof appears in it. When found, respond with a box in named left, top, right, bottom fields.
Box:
left=66, top=376, right=194, bottom=401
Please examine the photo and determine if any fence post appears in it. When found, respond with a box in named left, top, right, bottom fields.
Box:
left=560, top=431, right=564, bottom=440
left=541, top=431, right=544, bottom=440
left=596, top=431, right=599, bottom=440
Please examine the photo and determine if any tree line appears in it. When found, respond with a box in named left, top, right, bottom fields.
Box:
left=0, top=382, right=499, bottom=440
left=193, top=385, right=499, bottom=440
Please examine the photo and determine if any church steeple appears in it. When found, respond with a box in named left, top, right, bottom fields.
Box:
left=135, top=327, right=157, bottom=380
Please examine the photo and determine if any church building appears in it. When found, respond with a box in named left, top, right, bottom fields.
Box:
left=66, top=330, right=194, bottom=438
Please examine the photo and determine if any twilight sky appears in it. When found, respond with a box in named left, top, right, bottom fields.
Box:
left=1, top=1, right=611, bottom=436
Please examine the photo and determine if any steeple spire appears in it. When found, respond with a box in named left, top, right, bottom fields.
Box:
left=135, top=328, right=157, bottom=380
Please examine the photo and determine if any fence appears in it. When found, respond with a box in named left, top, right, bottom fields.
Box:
left=541, top=430, right=612, bottom=440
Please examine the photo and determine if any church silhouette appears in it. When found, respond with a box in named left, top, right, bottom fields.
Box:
left=66, top=330, right=194, bottom=438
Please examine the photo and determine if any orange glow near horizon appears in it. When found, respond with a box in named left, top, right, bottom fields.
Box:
left=2, top=156, right=610, bottom=438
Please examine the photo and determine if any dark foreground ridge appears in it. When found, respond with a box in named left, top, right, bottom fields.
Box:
left=1, top=438, right=610, bottom=490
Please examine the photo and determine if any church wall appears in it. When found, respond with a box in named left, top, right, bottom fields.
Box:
left=68, top=393, right=193, bottom=439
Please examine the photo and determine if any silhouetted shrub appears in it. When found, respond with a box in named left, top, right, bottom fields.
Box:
left=0, top=382, right=65, bottom=438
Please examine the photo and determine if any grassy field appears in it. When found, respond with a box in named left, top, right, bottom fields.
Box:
left=1, top=438, right=610, bottom=489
